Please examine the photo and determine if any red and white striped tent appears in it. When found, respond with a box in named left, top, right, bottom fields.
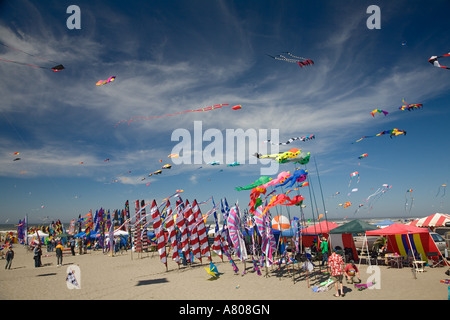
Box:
left=408, top=213, right=450, bottom=228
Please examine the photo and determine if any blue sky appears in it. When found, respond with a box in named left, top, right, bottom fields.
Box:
left=0, top=0, right=449, bottom=224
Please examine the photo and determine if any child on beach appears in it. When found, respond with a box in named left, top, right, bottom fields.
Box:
left=344, top=260, right=361, bottom=284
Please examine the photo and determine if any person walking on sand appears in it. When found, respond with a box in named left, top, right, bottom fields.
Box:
left=55, top=241, right=64, bottom=266
left=33, top=245, right=42, bottom=268
left=5, top=246, right=14, bottom=270
left=69, top=237, right=76, bottom=256
left=320, top=237, right=329, bottom=266
left=328, top=249, right=345, bottom=297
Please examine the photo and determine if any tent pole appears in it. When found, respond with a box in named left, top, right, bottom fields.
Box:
left=359, top=233, right=370, bottom=268
left=406, top=231, right=417, bottom=266
left=366, top=233, right=371, bottom=266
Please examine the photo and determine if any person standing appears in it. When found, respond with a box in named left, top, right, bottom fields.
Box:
left=77, top=238, right=83, bottom=255
left=320, top=237, right=329, bottom=266
left=5, top=246, right=14, bottom=270
left=55, top=241, right=64, bottom=266
left=33, top=245, right=42, bottom=268
left=328, top=249, right=345, bottom=297
left=69, top=237, right=76, bottom=256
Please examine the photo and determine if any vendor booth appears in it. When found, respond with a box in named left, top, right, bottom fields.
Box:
left=329, top=219, right=380, bottom=262
left=366, top=223, right=448, bottom=266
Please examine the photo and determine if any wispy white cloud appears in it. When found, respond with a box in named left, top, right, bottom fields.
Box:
left=0, top=0, right=449, bottom=185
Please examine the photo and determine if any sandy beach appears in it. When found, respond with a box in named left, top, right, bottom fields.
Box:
left=1, top=245, right=448, bottom=302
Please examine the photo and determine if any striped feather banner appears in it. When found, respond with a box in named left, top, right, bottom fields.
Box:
left=176, top=201, right=190, bottom=254
left=186, top=200, right=201, bottom=262
left=165, top=201, right=179, bottom=264
left=227, top=206, right=248, bottom=262
left=193, top=200, right=211, bottom=260
left=212, top=206, right=222, bottom=259
left=140, top=200, right=148, bottom=252
left=150, top=200, right=167, bottom=266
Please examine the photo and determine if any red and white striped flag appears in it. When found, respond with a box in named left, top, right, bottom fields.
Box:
left=165, top=201, right=179, bottom=264
left=193, top=200, right=211, bottom=260
left=176, top=201, right=189, bottom=254
left=186, top=200, right=201, bottom=262
left=150, top=200, right=167, bottom=266
left=212, top=232, right=222, bottom=259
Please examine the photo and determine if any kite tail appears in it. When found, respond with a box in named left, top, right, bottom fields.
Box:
left=224, top=250, right=239, bottom=274
left=252, top=256, right=262, bottom=276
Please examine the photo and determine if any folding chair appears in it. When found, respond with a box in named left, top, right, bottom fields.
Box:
left=402, top=255, right=413, bottom=268
left=426, top=252, right=444, bottom=268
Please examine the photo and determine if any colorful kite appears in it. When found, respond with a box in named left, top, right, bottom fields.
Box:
left=265, top=134, right=315, bottom=145
left=399, top=99, right=423, bottom=111
left=353, top=128, right=406, bottom=143
left=254, top=148, right=302, bottom=163
left=344, top=201, right=352, bottom=208
left=370, top=109, right=389, bottom=117
left=0, top=42, right=64, bottom=72
left=115, top=104, right=241, bottom=127
left=354, top=203, right=364, bottom=215
left=259, top=171, right=291, bottom=189
left=405, top=189, right=414, bottom=214
left=262, top=194, right=305, bottom=216
left=358, top=153, right=368, bottom=159
left=96, top=76, right=116, bottom=86
left=429, top=52, right=450, bottom=70
left=204, top=261, right=220, bottom=279
left=275, top=168, right=308, bottom=189
left=162, top=164, right=172, bottom=169
left=268, top=52, right=314, bottom=68
left=235, top=176, right=272, bottom=191
left=349, top=171, right=359, bottom=187
left=362, top=183, right=392, bottom=212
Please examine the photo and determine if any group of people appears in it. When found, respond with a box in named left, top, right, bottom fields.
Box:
left=19, top=235, right=127, bottom=269
left=319, top=236, right=361, bottom=297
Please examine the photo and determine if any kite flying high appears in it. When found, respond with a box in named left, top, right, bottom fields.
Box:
left=429, top=52, right=450, bottom=70
left=267, top=51, right=314, bottom=68
left=0, top=42, right=64, bottom=72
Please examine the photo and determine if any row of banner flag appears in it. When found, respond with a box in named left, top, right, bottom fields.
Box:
left=17, top=191, right=288, bottom=274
